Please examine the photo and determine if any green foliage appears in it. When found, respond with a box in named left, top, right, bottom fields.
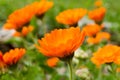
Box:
left=0, top=0, right=120, bottom=80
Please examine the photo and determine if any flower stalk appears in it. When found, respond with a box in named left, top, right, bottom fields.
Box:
left=67, top=58, right=73, bottom=80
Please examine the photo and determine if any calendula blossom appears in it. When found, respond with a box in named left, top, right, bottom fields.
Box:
left=94, top=0, right=103, bottom=7
left=14, top=25, right=34, bottom=37
left=87, top=32, right=110, bottom=44
left=36, top=27, right=86, bottom=58
left=88, top=7, right=106, bottom=22
left=3, top=0, right=53, bottom=29
left=47, top=57, right=59, bottom=67
left=56, top=8, right=87, bottom=26
left=0, top=48, right=25, bottom=70
left=0, top=52, right=6, bottom=69
left=91, top=44, right=120, bottom=66
left=83, top=24, right=102, bottom=36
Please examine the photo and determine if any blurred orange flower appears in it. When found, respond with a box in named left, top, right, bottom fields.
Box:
left=13, top=31, right=21, bottom=37
left=3, top=0, right=53, bottom=29
left=14, top=25, right=34, bottom=37
left=21, top=25, right=34, bottom=36
left=35, top=0, right=53, bottom=16
left=56, top=8, right=87, bottom=26
left=91, top=44, right=120, bottom=66
left=87, top=37, right=97, bottom=44
left=87, top=32, right=110, bottom=44
left=94, top=0, right=103, bottom=7
left=3, top=48, right=26, bottom=65
left=116, top=68, right=120, bottom=73
left=96, top=32, right=110, bottom=41
left=88, top=7, right=106, bottom=22
left=0, top=52, right=6, bottom=69
left=83, top=24, right=102, bottom=36
left=36, top=27, right=85, bottom=58
left=0, top=48, right=25, bottom=68
left=3, top=7, right=34, bottom=29
left=47, top=57, right=59, bottom=67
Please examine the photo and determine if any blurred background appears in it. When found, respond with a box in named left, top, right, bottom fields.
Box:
left=0, top=0, right=120, bottom=80
left=0, top=0, right=120, bottom=43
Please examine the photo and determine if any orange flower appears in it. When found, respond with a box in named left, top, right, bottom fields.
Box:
left=56, top=8, right=87, bottom=26
left=3, top=7, right=34, bottom=29
left=83, top=24, right=102, bottom=36
left=94, top=0, right=103, bottom=7
left=47, top=57, right=59, bottom=67
left=88, top=7, right=106, bottom=22
left=96, top=32, right=110, bottom=41
left=3, top=23, right=17, bottom=29
left=14, top=25, right=34, bottom=37
left=35, top=0, right=53, bottom=16
left=114, top=50, right=120, bottom=65
left=116, top=68, right=120, bottom=72
left=36, top=27, right=85, bottom=58
left=87, top=37, right=97, bottom=44
left=21, top=25, right=34, bottom=36
left=3, top=0, right=53, bottom=29
left=14, top=31, right=21, bottom=37
left=0, top=52, right=6, bottom=69
left=3, top=48, right=26, bottom=65
left=0, top=48, right=25, bottom=69
left=87, top=32, right=110, bottom=44
left=91, top=44, right=120, bottom=66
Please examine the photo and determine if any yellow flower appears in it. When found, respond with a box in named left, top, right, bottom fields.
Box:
left=56, top=8, right=87, bottom=26
left=36, top=27, right=86, bottom=58
left=91, top=44, right=120, bottom=66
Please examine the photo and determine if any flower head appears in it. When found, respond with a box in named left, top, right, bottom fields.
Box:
left=94, top=0, right=103, bottom=7
left=96, top=32, right=110, bottom=41
left=91, top=44, right=120, bottom=66
left=14, top=25, right=34, bottom=37
left=88, top=7, right=106, bottom=22
left=0, top=52, right=6, bottom=69
left=3, top=7, right=34, bottom=29
left=87, top=32, right=110, bottom=44
left=35, top=0, right=53, bottom=16
left=56, top=8, right=87, bottom=26
left=0, top=48, right=25, bottom=70
left=3, top=0, right=53, bottom=29
left=47, top=57, right=59, bottom=67
left=3, top=48, right=26, bottom=65
left=83, top=24, right=102, bottom=36
left=36, top=27, right=85, bottom=58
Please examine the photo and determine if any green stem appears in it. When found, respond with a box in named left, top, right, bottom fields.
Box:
left=67, top=59, right=73, bottom=80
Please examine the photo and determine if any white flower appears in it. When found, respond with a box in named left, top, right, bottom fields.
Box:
left=0, top=29, right=16, bottom=42
left=75, top=67, right=91, bottom=79
left=102, top=22, right=112, bottom=28
left=78, top=16, right=95, bottom=27
left=72, top=57, right=79, bottom=64
left=74, top=48, right=89, bottom=59
left=56, top=67, right=66, bottom=75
